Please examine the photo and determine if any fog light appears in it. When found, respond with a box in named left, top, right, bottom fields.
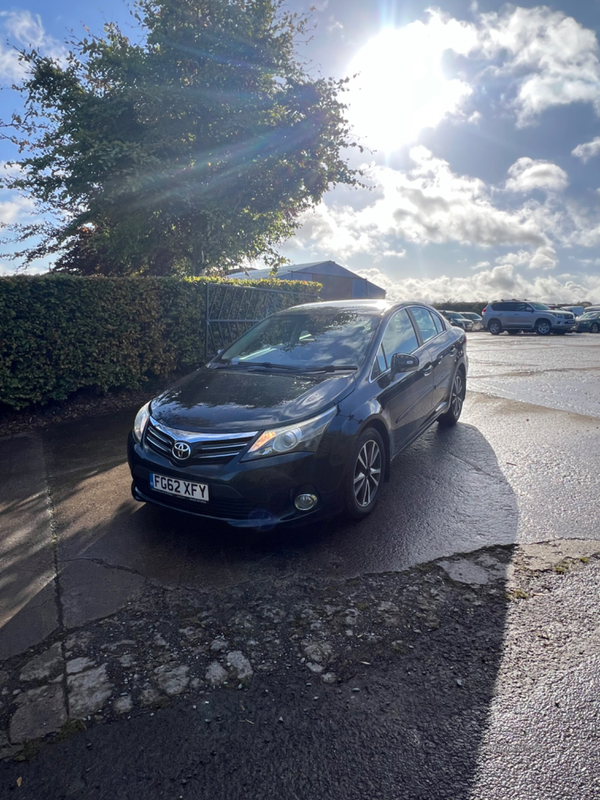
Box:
left=294, top=493, right=318, bottom=512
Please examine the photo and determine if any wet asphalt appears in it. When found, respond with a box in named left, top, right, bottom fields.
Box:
left=1, top=330, right=600, bottom=798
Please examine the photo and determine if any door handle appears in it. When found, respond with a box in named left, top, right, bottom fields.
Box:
left=423, top=364, right=433, bottom=376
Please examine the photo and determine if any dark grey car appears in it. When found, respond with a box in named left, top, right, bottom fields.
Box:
left=128, top=300, right=468, bottom=528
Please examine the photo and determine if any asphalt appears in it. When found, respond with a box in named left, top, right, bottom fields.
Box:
left=1, top=331, right=599, bottom=797
left=1, top=540, right=600, bottom=799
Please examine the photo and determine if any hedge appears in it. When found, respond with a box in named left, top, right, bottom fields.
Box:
left=0, top=275, right=321, bottom=410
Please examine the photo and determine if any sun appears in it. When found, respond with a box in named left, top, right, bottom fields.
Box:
left=345, top=18, right=474, bottom=152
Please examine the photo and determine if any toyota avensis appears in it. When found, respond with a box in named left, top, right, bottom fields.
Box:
left=128, top=300, right=467, bottom=528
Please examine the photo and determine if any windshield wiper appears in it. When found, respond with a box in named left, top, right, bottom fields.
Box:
left=297, top=365, right=358, bottom=373
left=212, top=361, right=357, bottom=373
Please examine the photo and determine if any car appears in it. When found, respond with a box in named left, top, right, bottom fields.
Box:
left=440, top=311, right=474, bottom=331
left=481, top=301, right=575, bottom=335
left=128, top=300, right=468, bottom=529
left=455, top=312, right=484, bottom=331
left=574, top=311, right=600, bottom=333
left=560, top=305, right=586, bottom=318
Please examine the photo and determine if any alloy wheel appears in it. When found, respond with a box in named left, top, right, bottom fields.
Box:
left=353, top=439, right=382, bottom=508
left=536, top=320, right=551, bottom=335
left=450, top=373, right=464, bottom=419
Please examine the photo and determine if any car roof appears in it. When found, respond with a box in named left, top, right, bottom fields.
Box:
left=284, top=299, right=436, bottom=316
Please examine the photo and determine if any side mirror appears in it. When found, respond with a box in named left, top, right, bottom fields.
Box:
left=391, top=353, right=419, bottom=376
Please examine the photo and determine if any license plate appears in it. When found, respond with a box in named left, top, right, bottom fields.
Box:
left=150, top=473, right=209, bottom=503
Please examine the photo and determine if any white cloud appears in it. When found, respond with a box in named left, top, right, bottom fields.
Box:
left=285, top=147, right=576, bottom=266
left=389, top=147, right=549, bottom=248
left=505, top=158, right=568, bottom=193
left=0, top=11, right=66, bottom=81
left=355, top=265, right=600, bottom=304
left=528, top=245, right=558, bottom=270
left=345, top=6, right=600, bottom=145
left=572, top=137, right=600, bottom=163
left=496, top=250, right=531, bottom=266
left=0, top=197, right=35, bottom=225
left=476, top=6, right=600, bottom=126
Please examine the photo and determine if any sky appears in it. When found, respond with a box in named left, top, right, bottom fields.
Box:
left=1, top=0, right=600, bottom=302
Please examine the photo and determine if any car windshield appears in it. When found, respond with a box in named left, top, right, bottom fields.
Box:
left=580, top=312, right=597, bottom=319
left=217, top=309, right=380, bottom=369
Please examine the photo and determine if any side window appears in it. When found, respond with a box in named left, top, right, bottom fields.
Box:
left=432, top=313, right=445, bottom=333
left=381, top=309, right=419, bottom=362
left=371, top=343, right=387, bottom=379
left=410, top=307, right=438, bottom=343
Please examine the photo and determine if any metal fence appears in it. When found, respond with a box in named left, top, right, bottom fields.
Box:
left=203, top=283, right=312, bottom=359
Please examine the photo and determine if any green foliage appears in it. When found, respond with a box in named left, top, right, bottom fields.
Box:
left=0, top=275, right=320, bottom=409
left=2, top=0, right=361, bottom=275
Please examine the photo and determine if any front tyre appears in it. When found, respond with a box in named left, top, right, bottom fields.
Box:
left=535, top=319, right=552, bottom=335
left=438, top=369, right=466, bottom=427
left=345, top=428, right=384, bottom=520
left=591, top=323, right=599, bottom=333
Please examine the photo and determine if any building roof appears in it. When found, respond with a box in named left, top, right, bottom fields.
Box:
left=229, top=260, right=383, bottom=287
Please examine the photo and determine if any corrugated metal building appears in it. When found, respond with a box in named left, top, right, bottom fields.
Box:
left=230, top=261, right=386, bottom=301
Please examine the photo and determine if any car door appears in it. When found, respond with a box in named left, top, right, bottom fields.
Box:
left=409, top=306, right=455, bottom=412
left=373, top=308, right=434, bottom=455
left=510, top=302, right=535, bottom=330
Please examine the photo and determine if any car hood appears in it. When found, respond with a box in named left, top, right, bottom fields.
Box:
left=150, top=366, right=356, bottom=432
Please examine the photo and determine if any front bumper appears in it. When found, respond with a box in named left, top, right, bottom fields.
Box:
left=551, top=320, right=575, bottom=331
left=128, top=433, right=346, bottom=528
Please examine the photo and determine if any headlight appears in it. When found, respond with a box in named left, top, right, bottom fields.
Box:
left=242, top=407, right=337, bottom=461
left=133, top=402, right=151, bottom=443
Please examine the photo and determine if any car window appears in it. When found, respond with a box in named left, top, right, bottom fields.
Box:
left=381, top=309, right=419, bottom=362
left=410, top=307, right=438, bottom=342
left=371, top=343, right=387, bottom=378
left=220, top=310, right=380, bottom=368
left=516, top=303, right=530, bottom=312
left=432, top=313, right=445, bottom=333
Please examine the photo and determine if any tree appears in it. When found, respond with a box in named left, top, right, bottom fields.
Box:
left=1, top=0, right=361, bottom=275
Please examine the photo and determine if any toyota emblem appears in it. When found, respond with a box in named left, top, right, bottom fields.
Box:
left=172, top=441, right=191, bottom=460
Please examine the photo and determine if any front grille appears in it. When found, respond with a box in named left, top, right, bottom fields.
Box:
left=146, top=422, right=174, bottom=457
left=192, top=435, right=256, bottom=465
left=145, top=420, right=256, bottom=465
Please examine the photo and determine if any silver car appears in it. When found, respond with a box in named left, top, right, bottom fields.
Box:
left=482, top=301, right=575, bottom=335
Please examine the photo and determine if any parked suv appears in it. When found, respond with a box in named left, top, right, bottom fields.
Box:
left=481, top=301, right=575, bottom=335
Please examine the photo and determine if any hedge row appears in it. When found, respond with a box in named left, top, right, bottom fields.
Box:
left=0, top=275, right=321, bottom=410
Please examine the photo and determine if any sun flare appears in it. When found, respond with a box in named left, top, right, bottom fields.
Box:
left=346, top=18, right=475, bottom=152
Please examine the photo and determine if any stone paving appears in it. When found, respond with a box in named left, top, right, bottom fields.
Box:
left=2, top=539, right=598, bottom=761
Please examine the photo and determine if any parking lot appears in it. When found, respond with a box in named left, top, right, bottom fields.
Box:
left=2, top=329, right=600, bottom=797
left=2, top=330, right=599, bottom=661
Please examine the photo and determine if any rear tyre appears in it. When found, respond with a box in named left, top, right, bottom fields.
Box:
left=591, top=323, right=599, bottom=333
left=488, top=320, right=502, bottom=335
left=438, top=369, right=466, bottom=427
left=345, top=428, right=384, bottom=520
left=535, top=319, right=552, bottom=335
